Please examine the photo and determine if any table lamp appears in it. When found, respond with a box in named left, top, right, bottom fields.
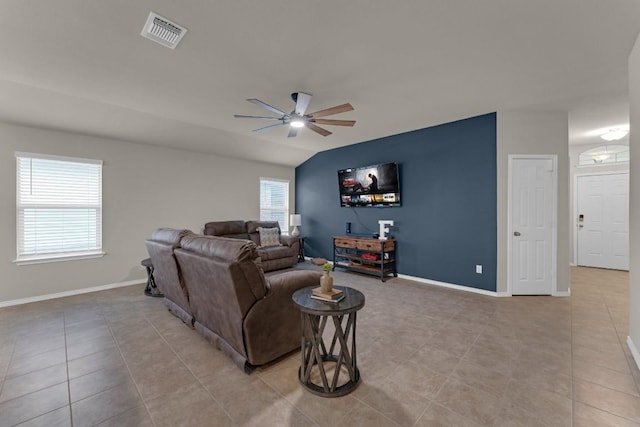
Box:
left=290, top=214, right=302, bottom=237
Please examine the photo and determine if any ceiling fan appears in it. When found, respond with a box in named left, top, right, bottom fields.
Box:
left=234, top=92, right=356, bottom=137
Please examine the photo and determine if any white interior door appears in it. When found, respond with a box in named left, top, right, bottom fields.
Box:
left=510, top=157, right=556, bottom=295
left=576, top=173, right=629, bottom=270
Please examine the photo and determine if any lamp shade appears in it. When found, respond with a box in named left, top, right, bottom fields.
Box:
left=290, top=214, right=302, bottom=237
left=290, top=214, right=302, bottom=226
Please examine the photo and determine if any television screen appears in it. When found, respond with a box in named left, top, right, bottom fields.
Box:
left=338, top=162, right=401, bottom=207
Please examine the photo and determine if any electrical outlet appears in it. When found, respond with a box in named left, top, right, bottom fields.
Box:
left=476, top=265, right=483, bottom=274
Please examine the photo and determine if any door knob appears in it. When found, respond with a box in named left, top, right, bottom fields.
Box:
left=513, top=231, right=521, bottom=236
left=578, top=224, right=584, bottom=228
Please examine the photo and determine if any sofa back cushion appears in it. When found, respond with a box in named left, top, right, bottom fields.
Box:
left=246, top=221, right=280, bottom=246
left=145, top=228, right=193, bottom=308
left=203, top=220, right=249, bottom=240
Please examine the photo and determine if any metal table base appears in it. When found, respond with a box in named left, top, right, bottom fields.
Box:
left=292, top=286, right=365, bottom=397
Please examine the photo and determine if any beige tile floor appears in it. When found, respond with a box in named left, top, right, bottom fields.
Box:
left=0, top=266, right=638, bottom=426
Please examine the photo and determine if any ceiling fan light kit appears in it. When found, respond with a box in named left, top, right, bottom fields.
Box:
left=290, top=118, right=305, bottom=128
left=234, top=92, right=356, bottom=137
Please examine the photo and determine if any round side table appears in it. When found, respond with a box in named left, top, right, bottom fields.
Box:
left=141, top=258, right=164, bottom=297
left=292, top=286, right=365, bottom=397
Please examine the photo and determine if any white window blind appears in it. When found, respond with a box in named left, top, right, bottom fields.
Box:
left=16, top=152, right=103, bottom=263
left=259, top=178, right=289, bottom=231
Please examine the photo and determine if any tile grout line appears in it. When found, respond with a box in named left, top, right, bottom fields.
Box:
left=306, top=319, right=409, bottom=427
left=408, top=317, right=477, bottom=427
left=0, top=335, right=17, bottom=402
left=569, top=279, right=575, bottom=427
left=411, top=309, right=497, bottom=427
left=143, top=315, right=237, bottom=424
left=571, top=273, right=640, bottom=423
left=601, top=283, right=640, bottom=397
left=63, top=307, right=74, bottom=427
left=5, top=312, right=72, bottom=427
left=586, top=275, right=640, bottom=391
left=489, top=312, right=522, bottom=427
left=343, top=303, right=425, bottom=427
left=447, top=310, right=504, bottom=427
left=254, top=364, right=326, bottom=427
left=589, top=276, right=640, bottom=422
left=101, top=311, right=157, bottom=427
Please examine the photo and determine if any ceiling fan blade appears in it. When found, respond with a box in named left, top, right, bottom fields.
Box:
left=234, top=115, right=282, bottom=120
left=308, top=103, right=354, bottom=118
left=287, top=127, right=298, bottom=138
left=253, top=122, right=285, bottom=133
left=294, top=92, right=312, bottom=116
left=247, top=99, right=287, bottom=116
left=312, top=119, right=356, bottom=127
left=307, top=123, right=332, bottom=137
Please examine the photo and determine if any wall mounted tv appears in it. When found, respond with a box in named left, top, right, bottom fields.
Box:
left=338, top=162, right=401, bottom=207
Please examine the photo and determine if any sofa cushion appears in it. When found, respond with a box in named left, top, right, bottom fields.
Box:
left=257, top=227, right=281, bottom=247
left=258, top=245, right=293, bottom=261
left=204, top=220, right=249, bottom=240
left=246, top=221, right=280, bottom=234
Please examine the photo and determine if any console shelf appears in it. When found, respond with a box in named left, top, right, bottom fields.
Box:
left=332, top=236, right=397, bottom=282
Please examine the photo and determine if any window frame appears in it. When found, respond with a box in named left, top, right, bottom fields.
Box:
left=14, top=152, right=105, bottom=265
left=259, top=177, right=290, bottom=233
left=577, top=144, right=629, bottom=167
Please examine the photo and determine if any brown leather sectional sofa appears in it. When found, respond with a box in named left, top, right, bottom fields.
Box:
left=145, top=228, right=320, bottom=372
left=204, top=220, right=299, bottom=272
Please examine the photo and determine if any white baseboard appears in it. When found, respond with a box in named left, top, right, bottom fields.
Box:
left=552, top=290, right=571, bottom=297
left=0, top=279, right=146, bottom=308
left=627, top=336, right=640, bottom=372
left=397, top=274, right=509, bottom=297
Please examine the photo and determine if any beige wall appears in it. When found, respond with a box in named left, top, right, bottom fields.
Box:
left=629, top=33, right=640, bottom=364
left=0, top=122, right=294, bottom=303
left=496, top=111, right=570, bottom=294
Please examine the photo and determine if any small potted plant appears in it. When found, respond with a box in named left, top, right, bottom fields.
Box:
left=320, top=262, right=334, bottom=293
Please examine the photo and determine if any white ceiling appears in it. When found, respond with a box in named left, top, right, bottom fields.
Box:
left=0, top=1, right=638, bottom=166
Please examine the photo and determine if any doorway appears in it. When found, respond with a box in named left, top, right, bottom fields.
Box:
left=508, top=155, right=558, bottom=295
left=575, top=172, right=629, bottom=270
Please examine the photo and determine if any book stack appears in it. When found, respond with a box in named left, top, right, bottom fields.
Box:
left=311, top=287, right=345, bottom=303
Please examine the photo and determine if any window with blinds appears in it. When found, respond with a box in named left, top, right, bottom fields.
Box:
left=259, top=178, right=289, bottom=232
left=15, top=152, right=104, bottom=264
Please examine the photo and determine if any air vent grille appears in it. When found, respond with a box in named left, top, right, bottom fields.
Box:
left=141, top=12, right=187, bottom=49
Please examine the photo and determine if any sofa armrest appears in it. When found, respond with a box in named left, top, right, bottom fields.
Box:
left=266, top=270, right=320, bottom=296
left=243, top=270, right=321, bottom=365
left=279, top=235, right=298, bottom=248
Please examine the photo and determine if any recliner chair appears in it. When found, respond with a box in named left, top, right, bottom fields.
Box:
left=174, top=234, right=321, bottom=371
left=145, top=228, right=194, bottom=326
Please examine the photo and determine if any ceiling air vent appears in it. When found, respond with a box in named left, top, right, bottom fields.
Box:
left=141, top=12, right=187, bottom=49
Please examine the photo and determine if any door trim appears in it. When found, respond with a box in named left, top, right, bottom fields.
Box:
left=572, top=171, right=630, bottom=266
left=507, top=154, right=558, bottom=296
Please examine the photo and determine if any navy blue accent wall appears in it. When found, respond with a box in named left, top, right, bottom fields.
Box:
left=295, top=113, right=497, bottom=292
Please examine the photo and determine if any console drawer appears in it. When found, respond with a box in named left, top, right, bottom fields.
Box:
left=356, top=240, right=382, bottom=251
left=334, top=238, right=357, bottom=248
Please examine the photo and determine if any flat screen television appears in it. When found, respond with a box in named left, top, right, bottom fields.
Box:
left=338, top=162, right=401, bottom=207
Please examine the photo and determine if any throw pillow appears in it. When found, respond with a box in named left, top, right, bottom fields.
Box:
left=257, top=227, right=281, bottom=247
